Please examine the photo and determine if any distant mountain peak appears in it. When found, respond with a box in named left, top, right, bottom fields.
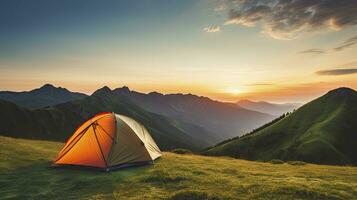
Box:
left=121, top=86, right=130, bottom=91
left=113, top=86, right=130, bottom=94
left=327, top=87, right=355, bottom=96
left=40, top=84, right=56, bottom=89
left=238, top=99, right=274, bottom=105
left=0, top=84, right=87, bottom=108
left=37, top=84, right=63, bottom=92
left=238, top=99, right=272, bottom=106
left=238, top=99, right=254, bottom=104
left=148, top=91, right=163, bottom=96
left=237, top=98, right=301, bottom=116
left=32, top=84, right=70, bottom=94
left=92, top=86, right=112, bottom=96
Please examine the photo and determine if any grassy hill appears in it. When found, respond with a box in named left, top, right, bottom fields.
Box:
left=205, top=87, right=357, bottom=165
left=1, top=136, right=357, bottom=199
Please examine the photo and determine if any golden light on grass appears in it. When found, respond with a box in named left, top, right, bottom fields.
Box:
left=2, top=136, right=357, bottom=199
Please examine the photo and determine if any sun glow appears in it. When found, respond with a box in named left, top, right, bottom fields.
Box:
left=226, top=88, right=242, bottom=95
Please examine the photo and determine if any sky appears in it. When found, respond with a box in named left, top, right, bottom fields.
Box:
left=1, top=0, right=357, bottom=103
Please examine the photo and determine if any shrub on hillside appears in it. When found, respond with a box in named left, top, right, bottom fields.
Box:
left=172, top=148, right=192, bottom=155
left=287, top=161, right=307, bottom=166
left=269, top=159, right=284, bottom=164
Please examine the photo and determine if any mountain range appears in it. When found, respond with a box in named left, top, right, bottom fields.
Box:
left=0, top=84, right=356, bottom=165
left=237, top=99, right=302, bottom=116
left=0, top=89, right=204, bottom=151
left=0, top=84, right=274, bottom=151
left=0, top=84, right=87, bottom=108
left=110, top=86, right=274, bottom=140
left=205, top=87, right=357, bottom=165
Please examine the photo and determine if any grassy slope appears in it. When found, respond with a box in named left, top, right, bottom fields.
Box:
left=1, top=136, right=357, bottom=199
left=205, top=88, right=357, bottom=165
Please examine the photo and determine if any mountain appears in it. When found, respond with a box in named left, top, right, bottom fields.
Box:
left=0, top=84, right=87, bottom=108
left=237, top=99, right=302, bottom=116
left=0, top=85, right=274, bottom=149
left=205, top=87, right=357, bottom=165
left=111, top=86, right=275, bottom=141
left=0, top=87, right=214, bottom=151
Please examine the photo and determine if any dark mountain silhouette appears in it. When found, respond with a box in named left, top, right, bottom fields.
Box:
left=0, top=85, right=275, bottom=150
left=205, top=87, right=357, bottom=165
left=0, top=87, right=215, bottom=151
left=237, top=99, right=302, bottom=116
left=0, top=84, right=87, bottom=108
left=111, top=86, right=275, bottom=141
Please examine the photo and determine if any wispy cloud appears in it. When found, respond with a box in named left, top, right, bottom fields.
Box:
left=223, top=0, right=357, bottom=40
left=215, top=2, right=227, bottom=11
left=301, top=34, right=357, bottom=54
left=245, top=83, right=274, bottom=86
left=300, top=49, right=326, bottom=54
left=339, top=61, right=357, bottom=68
left=204, top=26, right=221, bottom=33
left=315, top=68, right=357, bottom=76
left=333, top=35, right=357, bottom=52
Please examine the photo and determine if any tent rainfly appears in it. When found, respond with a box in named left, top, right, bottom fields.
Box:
left=53, top=112, right=162, bottom=171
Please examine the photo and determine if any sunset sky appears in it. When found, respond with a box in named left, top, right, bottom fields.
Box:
left=1, top=0, right=356, bottom=103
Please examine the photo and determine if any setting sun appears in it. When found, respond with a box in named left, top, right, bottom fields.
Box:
left=226, top=88, right=243, bottom=95
left=0, top=1, right=357, bottom=199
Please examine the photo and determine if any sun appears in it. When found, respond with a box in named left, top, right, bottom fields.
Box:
left=226, top=88, right=242, bottom=95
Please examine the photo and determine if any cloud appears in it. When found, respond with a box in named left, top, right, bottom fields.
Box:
left=300, top=48, right=326, bottom=54
left=245, top=83, right=274, bottom=86
left=333, top=35, right=357, bottom=52
left=204, top=26, right=221, bottom=33
left=339, top=61, right=357, bottom=68
left=215, top=1, right=228, bottom=11
left=223, top=0, right=357, bottom=39
left=315, top=68, right=357, bottom=75
left=301, top=34, right=357, bottom=54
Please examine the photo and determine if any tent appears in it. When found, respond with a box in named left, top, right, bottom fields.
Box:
left=53, top=112, right=162, bottom=171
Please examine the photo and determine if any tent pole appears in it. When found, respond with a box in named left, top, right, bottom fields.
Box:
left=97, top=124, right=115, bottom=141
left=92, top=124, right=109, bottom=170
left=54, top=125, right=91, bottom=163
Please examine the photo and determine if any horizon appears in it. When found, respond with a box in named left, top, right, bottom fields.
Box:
left=1, top=0, right=357, bottom=103
left=2, top=82, right=355, bottom=104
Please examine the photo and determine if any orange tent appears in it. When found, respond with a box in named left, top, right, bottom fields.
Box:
left=53, top=112, right=161, bottom=171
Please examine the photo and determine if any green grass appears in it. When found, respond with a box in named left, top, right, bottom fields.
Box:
left=1, top=136, right=357, bottom=199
